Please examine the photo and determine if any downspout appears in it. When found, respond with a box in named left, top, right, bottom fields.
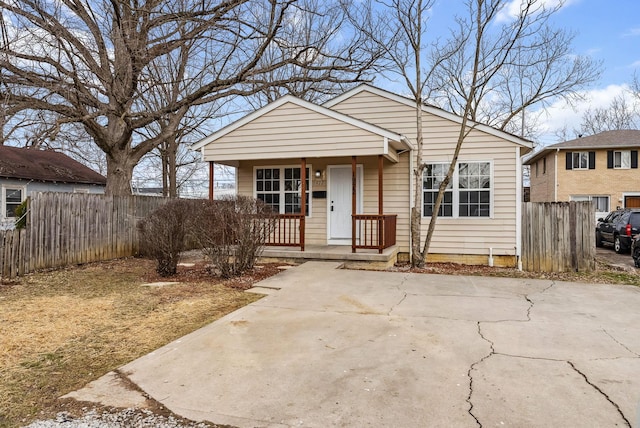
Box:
left=408, top=145, right=414, bottom=263
left=515, top=148, right=523, bottom=270
left=554, top=148, right=559, bottom=202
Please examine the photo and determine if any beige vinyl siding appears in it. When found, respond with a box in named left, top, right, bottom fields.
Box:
left=202, top=102, right=386, bottom=162
left=332, top=90, right=519, bottom=258
left=237, top=154, right=411, bottom=250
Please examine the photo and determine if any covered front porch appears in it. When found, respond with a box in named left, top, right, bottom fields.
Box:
left=241, top=155, right=398, bottom=255
left=193, top=93, right=412, bottom=262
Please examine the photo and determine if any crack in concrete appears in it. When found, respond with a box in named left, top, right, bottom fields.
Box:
left=466, top=322, right=495, bottom=428
left=465, top=281, right=557, bottom=427
left=387, top=275, right=409, bottom=316
left=602, top=329, right=640, bottom=358
left=567, top=361, right=632, bottom=427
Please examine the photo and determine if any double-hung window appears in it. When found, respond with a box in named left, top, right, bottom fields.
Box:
left=423, top=161, right=492, bottom=218
left=572, top=151, right=589, bottom=170
left=2, top=187, right=25, bottom=218
left=255, top=166, right=310, bottom=215
left=423, top=164, right=452, bottom=217
left=614, top=150, right=631, bottom=169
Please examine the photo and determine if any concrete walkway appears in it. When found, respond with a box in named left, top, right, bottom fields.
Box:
left=111, top=262, right=640, bottom=427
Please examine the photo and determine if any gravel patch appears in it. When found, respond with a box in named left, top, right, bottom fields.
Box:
left=25, top=409, right=217, bottom=428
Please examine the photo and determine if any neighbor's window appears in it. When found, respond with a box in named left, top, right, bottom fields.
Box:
left=543, top=157, right=547, bottom=174
left=423, top=161, right=491, bottom=218
left=570, top=195, right=609, bottom=212
left=572, top=151, right=589, bottom=170
left=614, top=150, right=631, bottom=169
left=3, top=187, right=24, bottom=218
left=255, top=167, right=310, bottom=215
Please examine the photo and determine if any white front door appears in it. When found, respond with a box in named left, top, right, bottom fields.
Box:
left=328, top=166, right=362, bottom=241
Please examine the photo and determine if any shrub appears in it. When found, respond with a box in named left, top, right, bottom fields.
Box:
left=14, top=200, right=28, bottom=229
left=138, top=199, right=199, bottom=277
left=194, top=196, right=276, bottom=278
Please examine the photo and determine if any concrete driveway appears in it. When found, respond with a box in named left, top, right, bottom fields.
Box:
left=119, top=262, right=640, bottom=427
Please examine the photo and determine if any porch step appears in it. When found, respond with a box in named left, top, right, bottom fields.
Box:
left=259, top=245, right=399, bottom=270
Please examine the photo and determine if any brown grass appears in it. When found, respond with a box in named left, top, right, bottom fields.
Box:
left=0, top=257, right=281, bottom=428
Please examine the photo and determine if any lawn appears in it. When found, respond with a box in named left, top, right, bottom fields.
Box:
left=0, top=257, right=278, bottom=428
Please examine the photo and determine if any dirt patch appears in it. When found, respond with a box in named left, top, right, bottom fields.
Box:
left=389, top=258, right=639, bottom=286
left=0, top=257, right=283, bottom=427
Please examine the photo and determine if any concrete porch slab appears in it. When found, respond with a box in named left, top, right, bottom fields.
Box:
left=259, top=244, right=399, bottom=269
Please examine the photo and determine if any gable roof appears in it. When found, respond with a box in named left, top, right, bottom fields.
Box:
left=324, top=84, right=533, bottom=150
left=524, top=130, right=640, bottom=165
left=0, top=145, right=106, bottom=185
left=191, top=94, right=407, bottom=152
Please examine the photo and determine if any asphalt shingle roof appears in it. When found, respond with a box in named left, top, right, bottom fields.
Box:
left=524, top=130, right=640, bottom=164
left=0, top=145, right=106, bottom=185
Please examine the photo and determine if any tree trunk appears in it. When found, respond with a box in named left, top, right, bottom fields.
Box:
left=105, top=151, right=136, bottom=196
left=168, top=136, right=178, bottom=198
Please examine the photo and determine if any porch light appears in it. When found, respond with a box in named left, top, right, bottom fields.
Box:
left=315, top=169, right=322, bottom=178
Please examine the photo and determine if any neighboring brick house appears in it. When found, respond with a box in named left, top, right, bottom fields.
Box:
left=0, top=145, right=106, bottom=228
left=524, top=130, right=640, bottom=219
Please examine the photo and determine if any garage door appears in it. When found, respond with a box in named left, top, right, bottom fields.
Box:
left=625, top=196, right=640, bottom=208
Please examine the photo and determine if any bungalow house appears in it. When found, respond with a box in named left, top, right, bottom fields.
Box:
left=193, top=85, right=533, bottom=267
left=524, top=130, right=640, bottom=220
left=0, top=145, right=106, bottom=228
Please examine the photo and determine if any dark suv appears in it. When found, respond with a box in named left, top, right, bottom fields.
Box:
left=596, top=209, right=640, bottom=253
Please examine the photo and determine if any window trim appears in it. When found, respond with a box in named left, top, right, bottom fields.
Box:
left=253, top=165, right=312, bottom=217
left=1, top=185, right=27, bottom=219
left=421, top=160, right=494, bottom=219
left=570, top=195, right=609, bottom=213
left=613, top=150, right=631, bottom=169
left=572, top=151, right=589, bottom=170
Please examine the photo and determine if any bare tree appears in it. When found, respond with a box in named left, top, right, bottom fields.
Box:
left=578, top=94, right=639, bottom=136
left=348, top=0, right=601, bottom=267
left=0, top=0, right=383, bottom=195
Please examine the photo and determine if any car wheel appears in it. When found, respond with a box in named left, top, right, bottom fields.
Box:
left=614, top=235, right=623, bottom=254
left=595, top=231, right=603, bottom=247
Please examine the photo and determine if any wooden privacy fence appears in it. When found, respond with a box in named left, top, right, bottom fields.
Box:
left=0, top=192, right=170, bottom=279
left=522, top=201, right=595, bottom=272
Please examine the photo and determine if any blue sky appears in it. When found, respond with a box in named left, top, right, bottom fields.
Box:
left=375, top=0, right=640, bottom=145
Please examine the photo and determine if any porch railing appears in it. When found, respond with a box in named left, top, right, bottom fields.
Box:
left=260, top=214, right=305, bottom=251
left=352, top=214, right=397, bottom=254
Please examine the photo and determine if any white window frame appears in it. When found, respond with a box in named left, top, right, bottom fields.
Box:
left=422, top=161, right=493, bottom=219
left=570, top=195, right=609, bottom=213
left=572, top=151, right=589, bottom=170
left=253, top=165, right=312, bottom=217
left=613, top=150, right=631, bottom=169
left=1, top=185, right=27, bottom=219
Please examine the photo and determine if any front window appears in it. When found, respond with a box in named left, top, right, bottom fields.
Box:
left=614, top=150, right=631, bottom=169
left=423, top=161, right=491, bottom=218
left=458, top=162, right=491, bottom=217
left=3, top=187, right=24, bottom=218
left=255, top=167, right=310, bottom=215
left=423, top=164, right=452, bottom=217
left=572, top=151, right=589, bottom=170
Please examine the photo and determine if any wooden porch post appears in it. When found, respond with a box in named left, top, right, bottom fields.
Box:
left=378, top=155, right=384, bottom=215
left=352, top=156, right=357, bottom=253
left=378, top=155, right=384, bottom=253
left=300, top=158, right=306, bottom=251
left=208, top=161, right=214, bottom=201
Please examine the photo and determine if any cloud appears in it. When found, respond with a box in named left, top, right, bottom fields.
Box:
left=533, top=84, right=632, bottom=144
left=623, top=27, right=640, bottom=37
left=496, top=0, right=578, bottom=23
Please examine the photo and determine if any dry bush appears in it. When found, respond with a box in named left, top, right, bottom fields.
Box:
left=194, top=196, right=276, bottom=278
left=138, top=199, right=200, bottom=277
